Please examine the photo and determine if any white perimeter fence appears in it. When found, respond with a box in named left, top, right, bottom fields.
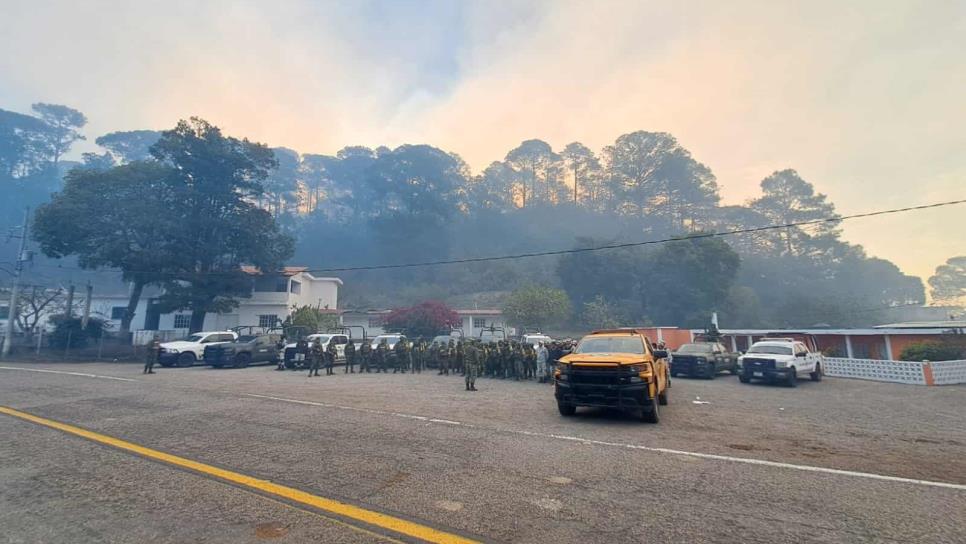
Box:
left=823, top=357, right=966, bottom=386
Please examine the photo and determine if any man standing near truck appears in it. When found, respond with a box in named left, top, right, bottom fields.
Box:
left=464, top=340, right=481, bottom=391
left=344, top=339, right=356, bottom=373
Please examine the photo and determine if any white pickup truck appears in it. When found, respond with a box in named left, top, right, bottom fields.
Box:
left=281, top=333, right=349, bottom=369
left=159, top=331, right=238, bottom=367
left=738, top=339, right=823, bottom=387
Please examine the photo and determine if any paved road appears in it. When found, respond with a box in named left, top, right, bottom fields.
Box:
left=1, top=362, right=964, bottom=543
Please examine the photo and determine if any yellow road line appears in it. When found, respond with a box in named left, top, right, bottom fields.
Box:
left=0, top=406, right=480, bottom=544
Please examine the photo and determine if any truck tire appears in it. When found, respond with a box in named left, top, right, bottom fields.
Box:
left=234, top=353, right=251, bottom=369
left=658, top=387, right=669, bottom=406
left=810, top=362, right=823, bottom=382
left=705, top=363, right=716, bottom=379
left=641, top=399, right=660, bottom=423
left=738, top=373, right=751, bottom=383
left=177, top=352, right=196, bottom=367
left=557, top=402, right=576, bottom=416
left=786, top=368, right=798, bottom=387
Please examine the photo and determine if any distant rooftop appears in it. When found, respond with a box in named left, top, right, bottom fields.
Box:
left=874, top=321, right=966, bottom=330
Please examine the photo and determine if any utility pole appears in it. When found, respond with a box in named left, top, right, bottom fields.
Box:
left=81, top=282, right=93, bottom=328
left=65, top=282, right=75, bottom=319
left=2, top=208, right=29, bottom=358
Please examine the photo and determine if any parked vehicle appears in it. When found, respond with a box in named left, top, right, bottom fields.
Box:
left=158, top=331, right=238, bottom=367
left=204, top=332, right=283, bottom=368
left=555, top=328, right=670, bottom=423
left=671, top=342, right=739, bottom=379
left=521, top=333, right=553, bottom=346
left=370, top=334, right=406, bottom=351
left=738, top=339, right=823, bottom=386
left=281, top=333, right=349, bottom=368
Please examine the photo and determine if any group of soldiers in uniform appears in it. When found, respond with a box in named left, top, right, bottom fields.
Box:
left=285, top=335, right=576, bottom=391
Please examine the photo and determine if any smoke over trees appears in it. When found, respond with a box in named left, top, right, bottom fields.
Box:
left=1, top=103, right=930, bottom=330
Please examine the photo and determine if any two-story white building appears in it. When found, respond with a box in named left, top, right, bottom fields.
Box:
left=83, top=267, right=341, bottom=335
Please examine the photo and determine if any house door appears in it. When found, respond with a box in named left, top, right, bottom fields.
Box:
left=144, top=300, right=161, bottom=330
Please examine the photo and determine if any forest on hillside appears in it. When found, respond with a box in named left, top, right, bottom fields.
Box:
left=1, top=103, right=942, bottom=329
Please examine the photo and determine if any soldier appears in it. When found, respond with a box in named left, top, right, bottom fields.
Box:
left=393, top=338, right=408, bottom=374
left=143, top=335, right=161, bottom=374
left=359, top=340, right=372, bottom=373
left=464, top=340, right=481, bottom=391
left=525, top=344, right=537, bottom=379
left=308, top=339, right=322, bottom=377
left=344, top=339, right=356, bottom=373
left=412, top=340, right=424, bottom=374
left=325, top=340, right=337, bottom=375
left=455, top=339, right=465, bottom=376
left=376, top=338, right=389, bottom=373
left=439, top=339, right=454, bottom=375
left=536, top=341, right=549, bottom=383
left=511, top=341, right=524, bottom=381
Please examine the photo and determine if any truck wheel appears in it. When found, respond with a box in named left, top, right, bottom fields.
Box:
left=641, top=399, right=660, bottom=423
left=177, top=352, right=196, bottom=367
left=658, top=387, right=669, bottom=406
left=810, top=363, right=823, bottom=382
left=234, top=353, right=251, bottom=368
left=557, top=402, right=576, bottom=416
left=786, top=368, right=798, bottom=387
left=706, top=364, right=716, bottom=379
left=738, top=373, right=751, bottom=383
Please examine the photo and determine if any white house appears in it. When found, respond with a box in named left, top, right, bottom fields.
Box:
left=341, top=308, right=508, bottom=339
left=1, top=267, right=342, bottom=339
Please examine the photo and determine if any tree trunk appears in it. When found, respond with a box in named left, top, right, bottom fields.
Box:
left=189, top=310, right=207, bottom=333
left=120, top=280, right=145, bottom=333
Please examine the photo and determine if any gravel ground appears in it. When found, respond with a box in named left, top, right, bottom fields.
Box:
left=1, top=361, right=964, bottom=543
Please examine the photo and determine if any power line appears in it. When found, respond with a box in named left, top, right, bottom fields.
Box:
left=24, top=198, right=966, bottom=275
left=304, top=198, right=966, bottom=273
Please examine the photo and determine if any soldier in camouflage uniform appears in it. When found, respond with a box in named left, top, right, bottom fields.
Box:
left=464, top=340, right=482, bottom=391
left=393, top=338, right=409, bottom=374
left=376, top=338, right=389, bottom=373
left=308, top=339, right=322, bottom=377
left=438, top=339, right=453, bottom=375
left=412, top=340, right=424, bottom=374
left=344, top=339, right=356, bottom=373
left=359, top=340, right=372, bottom=373
left=455, top=339, right=465, bottom=376
left=325, top=340, right=337, bottom=375
left=144, top=335, right=161, bottom=374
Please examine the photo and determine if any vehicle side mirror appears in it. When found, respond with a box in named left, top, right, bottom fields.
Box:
left=653, top=349, right=669, bottom=359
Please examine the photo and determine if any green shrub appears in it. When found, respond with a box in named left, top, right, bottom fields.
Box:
left=899, top=340, right=964, bottom=362
left=48, top=316, right=107, bottom=349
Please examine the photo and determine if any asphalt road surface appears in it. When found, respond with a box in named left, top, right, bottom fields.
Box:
left=1, top=361, right=964, bottom=543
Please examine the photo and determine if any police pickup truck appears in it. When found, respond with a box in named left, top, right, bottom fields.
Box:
left=670, top=342, right=739, bottom=379
left=738, top=338, right=823, bottom=387
left=159, top=331, right=238, bottom=367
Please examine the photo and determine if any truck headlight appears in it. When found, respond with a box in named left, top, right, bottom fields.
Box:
left=626, top=365, right=645, bottom=373
left=774, top=360, right=786, bottom=368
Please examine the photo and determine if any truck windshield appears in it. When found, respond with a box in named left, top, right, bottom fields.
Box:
left=677, top=344, right=713, bottom=354
left=748, top=345, right=793, bottom=355
left=575, top=336, right=645, bottom=355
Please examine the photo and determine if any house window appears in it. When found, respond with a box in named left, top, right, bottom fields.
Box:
left=289, top=280, right=301, bottom=294
left=0, top=306, right=8, bottom=320
left=173, top=314, right=191, bottom=329
left=258, top=314, right=278, bottom=328
left=473, top=317, right=486, bottom=328
left=111, top=306, right=126, bottom=320
left=275, top=278, right=288, bottom=292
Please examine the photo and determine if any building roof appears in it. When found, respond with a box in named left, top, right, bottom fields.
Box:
left=874, top=321, right=966, bottom=329
left=241, top=266, right=308, bottom=276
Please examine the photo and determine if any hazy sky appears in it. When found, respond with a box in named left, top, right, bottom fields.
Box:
left=2, top=0, right=963, bottom=282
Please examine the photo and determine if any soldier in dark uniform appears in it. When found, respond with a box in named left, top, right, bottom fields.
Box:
left=438, top=339, right=453, bottom=375
left=308, top=339, right=322, bottom=377
left=464, top=340, right=481, bottom=391
left=325, top=341, right=337, bottom=375
left=144, top=335, right=161, bottom=374
left=344, top=339, right=356, bottom=373
left=412, top=340, right=424, bottom=374
left=359, top=340, right=372, bottom=373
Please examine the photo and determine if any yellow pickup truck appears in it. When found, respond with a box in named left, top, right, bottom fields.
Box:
left=554, top=329, right=670, bottom=423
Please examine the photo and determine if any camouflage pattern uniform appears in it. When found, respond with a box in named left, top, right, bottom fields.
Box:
left=325, top=341, right=337, bottom=375
left=344, top=340, right=356, bottom=373
left=393, top=339, right=409, bottom=374
left=143, top=336, right=161, bottom=374
left=376, top=339, right=389, bottom=373
left=464, top=341, right=481, bottom=391
left=308, top=340, right=322, bottom=377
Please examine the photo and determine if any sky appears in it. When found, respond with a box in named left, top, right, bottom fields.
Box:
left=1, top=0, right=964, bottom=282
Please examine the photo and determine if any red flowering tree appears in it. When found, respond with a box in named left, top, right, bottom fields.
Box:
left=383, top=301, right=462, bottom=338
